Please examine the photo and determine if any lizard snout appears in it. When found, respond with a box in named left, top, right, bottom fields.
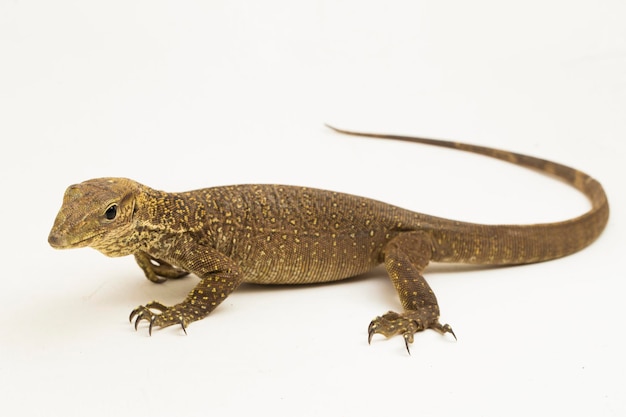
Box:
left=48, top=228, right=70, bottom=249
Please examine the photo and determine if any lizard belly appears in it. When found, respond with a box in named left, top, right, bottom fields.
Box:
left=236, top=232, right=386, bottom=284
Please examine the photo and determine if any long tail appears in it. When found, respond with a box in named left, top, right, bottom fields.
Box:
left=327, top=125, right=609, bottom=264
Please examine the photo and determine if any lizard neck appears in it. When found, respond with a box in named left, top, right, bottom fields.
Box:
left=131, top=188, right=217, bottom=258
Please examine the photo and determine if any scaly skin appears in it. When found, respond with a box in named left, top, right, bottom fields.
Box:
left=48, top=126, right=609, bottom=352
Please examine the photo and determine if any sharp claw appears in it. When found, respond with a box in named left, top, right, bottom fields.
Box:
left=437, top=323, right=457, bottom=341
left=129, top=308, right=139, bottom=323
left=367, top=321, right=377, bottom=344
left=448, top=327, right=457, bottom=341
left=403, top=334, right=412, bottom=355
left=180, top=319, right=187, bottom=335
left=149, top=317, right=156, bottom=336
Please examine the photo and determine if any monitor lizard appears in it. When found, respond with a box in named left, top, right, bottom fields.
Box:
left=48, top=126, right=609, bottom=352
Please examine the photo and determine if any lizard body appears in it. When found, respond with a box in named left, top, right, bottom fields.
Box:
left=48, top=126, right=609, bottom=350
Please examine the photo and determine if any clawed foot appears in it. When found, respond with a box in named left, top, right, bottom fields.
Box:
left=368, top=310, right=456, bottom=354
left=129, top=301, right=190, bottom=335
left=134, top=253, right=190, bottom=284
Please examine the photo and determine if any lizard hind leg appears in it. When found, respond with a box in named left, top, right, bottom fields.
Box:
left=369, top=231, right=455, bottom=353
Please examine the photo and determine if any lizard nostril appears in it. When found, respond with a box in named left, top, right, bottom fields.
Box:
left=48, top=232, right=66, bottom=248
left=48, top=233, right=59, bottom=246
left=48, top=234, right=59, bottom=247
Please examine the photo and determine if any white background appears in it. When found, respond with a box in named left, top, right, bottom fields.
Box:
left=1, top=1, right=625, bottom=416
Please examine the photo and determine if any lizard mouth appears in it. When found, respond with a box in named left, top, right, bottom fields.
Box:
left=48, top=231, right=105, bottom=249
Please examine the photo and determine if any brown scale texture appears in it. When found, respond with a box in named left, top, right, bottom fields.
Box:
left=138, top=184, right=408, bottom=284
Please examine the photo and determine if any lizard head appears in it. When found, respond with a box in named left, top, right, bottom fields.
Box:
left=48, top=178, right=143, bottom=257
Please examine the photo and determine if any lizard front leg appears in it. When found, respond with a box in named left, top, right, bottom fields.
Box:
left=134, top=251, right=190, bottom=283
left=369, top=231, right=455, bottom=353
left=130, top=245, right=243, bottom=334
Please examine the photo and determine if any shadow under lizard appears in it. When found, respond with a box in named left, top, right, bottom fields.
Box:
left=48, top=126, right=609, bottom=352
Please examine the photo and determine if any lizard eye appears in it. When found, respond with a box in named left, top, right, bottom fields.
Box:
left=105, top=204, right=118, bottom=220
